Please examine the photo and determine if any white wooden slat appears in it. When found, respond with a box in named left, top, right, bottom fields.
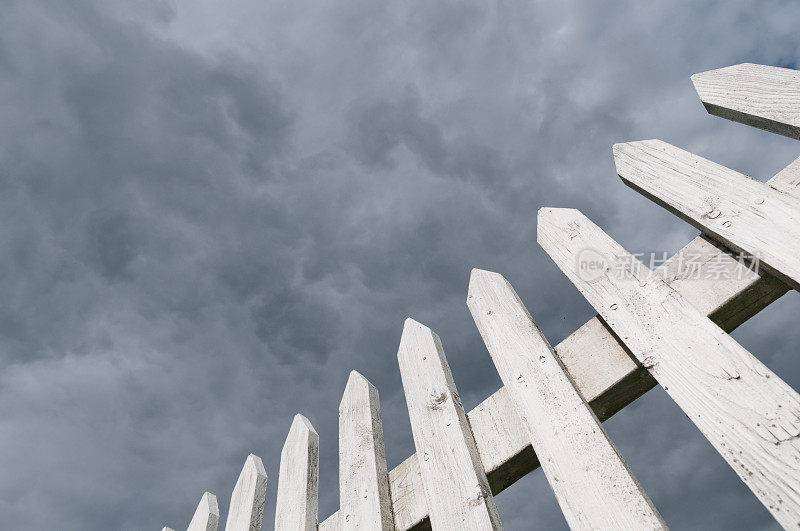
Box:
left=339, top=370, right=395, bottom=530
left=188, top=492, right=219, bottom=531
left=397, top=318, right=502, bottom=530
left=467, top=269, right=667, bottom=530
left=275, top=414, right=320, bottom=531
left=537, top=207, right=800, bottom=528
left=225, top=454, right=268, bottom=531
left=162, top=527, right=175, bottom=531
left=768, top=155, right=800, bottom=195
left=691, top=63, right=800, bottom=140
left=614, top=139, right=800, bottom=291
left=318, top=158, right=800, bottom=531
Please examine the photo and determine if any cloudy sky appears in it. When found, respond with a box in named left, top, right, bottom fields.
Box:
left=1, top=1, right=799, bottom=529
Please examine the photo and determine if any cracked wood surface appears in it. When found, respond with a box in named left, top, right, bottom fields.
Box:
left=538, top=207, right=800, bottom=528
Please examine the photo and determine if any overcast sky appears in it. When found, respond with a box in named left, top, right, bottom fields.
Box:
left=1, top=1, right=799, bottom=530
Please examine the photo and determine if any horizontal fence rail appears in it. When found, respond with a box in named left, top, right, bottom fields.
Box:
left=161, top=62, right=799, bottom=531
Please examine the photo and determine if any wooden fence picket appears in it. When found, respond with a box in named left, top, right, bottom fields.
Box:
left=467, top=269, right=667, bottom=530
left=614, top=139, right=800, bottom=290
left=537, top=207, right=800, bottom=528
left=397, top=318, right=503, bottom=530
left=225, top=454, right=267, bottom=531
left=187, top=492, right=219, bottom=531
left=339, top=371, right=395, bottom=530
left=275, top=414, right=320, bottom=531
left=692, top=63, right=800, bottom=140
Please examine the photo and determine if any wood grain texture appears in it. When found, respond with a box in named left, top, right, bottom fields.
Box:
left=397, top=318, right=502, bottom=530
left=275, top=414, right=320, bottom=531
left=187, top=492, right=219, bottom=531
left=538, top=207, right=800, bottom=528
left=319, top=157, right=799, bottom=531
left=224, top=454, right=267, bottom=531
left=692, top=63, right=800, bottom=140
left=467, top=269, right=667, bottom=530
left=339, top=371, right=394, bottom=530
left=615, top=139, right=800, bottom=290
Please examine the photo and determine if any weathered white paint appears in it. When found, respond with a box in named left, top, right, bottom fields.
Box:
left=691, top=63, right=800, bottom=140
left=275, top=414, right=320, bottom=531
left=339, top=370, right=395, bottom=530
left=318, top=155, right=800, bottom=531
left=770, top=155, right=800, bottom=195
left=397, top=318, right=502, bottom=530
left=187, top=492, right=219, bottom=531
left=538, top=207, right=800, bottom=528
left=467, top=269, right=667, bottom=530
left=614, top=139, right=800, bottom=291
left=225, top=454, right=267, bottom=531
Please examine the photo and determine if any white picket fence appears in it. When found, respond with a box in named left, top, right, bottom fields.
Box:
left=162, top=63, right=800, bottom=531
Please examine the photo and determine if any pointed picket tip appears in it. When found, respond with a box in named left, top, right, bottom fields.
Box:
left=287, top=413, right=318, bottom=442
left=162, top=527, right=175, bottom=531
left=467, top=269, right=509, bottom=302
left=689, top=63, right=753, bottom=94
left=399, top=317, right=446, bottom=360
left=690, top=63, right=800, bottom=140
left=612, top=139, right=661, bottom=172
left=340, top=370, right=378, bottom=410
left=225, top=453, right=268, bottom=531
left=537, top=207, right=584, bottom=238
left=187, top=492, right=220, bottom=531
left=243, top=453, right=267, bottom=478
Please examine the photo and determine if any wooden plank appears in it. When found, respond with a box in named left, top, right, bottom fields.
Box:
left=188, top=492, right=219, bottom=531
left=467, top=269, right=667, bottom=530
left=225, top=454, right=267, bottom=531
left=692, top=63, right=800, bottom=140
left=339, top=370, right=395, bottom=530
left=397, top=318, right=502, bottom=530
left=538, top=207, right=800, bottom=528
left=275, top=414, right=320, bottom=531
left=769, top=155, right=800, bottom=195
left=615, top=139, right=800, bottom=290
left=319, top=157, right=800, bottom=530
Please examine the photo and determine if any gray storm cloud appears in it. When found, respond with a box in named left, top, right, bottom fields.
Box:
left=0, top=1, right=798, bottom=529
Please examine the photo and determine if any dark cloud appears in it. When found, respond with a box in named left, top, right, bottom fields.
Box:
left=0, top=0, right=798, bottom=529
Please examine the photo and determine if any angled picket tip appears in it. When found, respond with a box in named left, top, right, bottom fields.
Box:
left=468, top=268, right=506, bottom=295
left=691, top=63, right=800, bottom=140
left=225, top=454, right=268, bottom=531
left=187, top=492, right=219, bottom=531
left=275, top=414, right=320, bottom=531
left=536, top=207, right=586, bottom=244
left=340, top=370, right=372, bottom=409
left=162, top=527, right=175, bottom=531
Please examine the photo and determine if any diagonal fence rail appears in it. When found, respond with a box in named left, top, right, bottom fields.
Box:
left=162, top=62, right=800, bottom=531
